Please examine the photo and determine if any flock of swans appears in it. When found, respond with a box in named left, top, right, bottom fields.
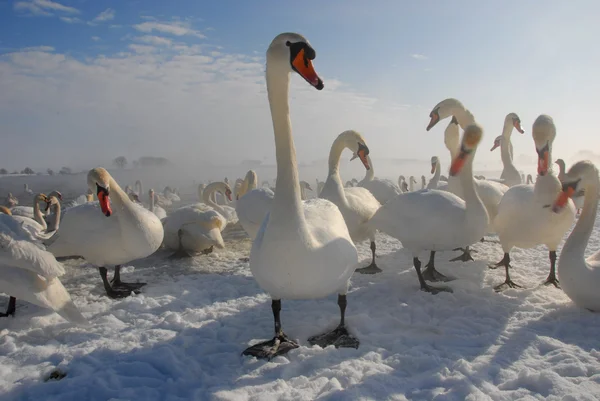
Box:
left=1, top=32, right=600, bottom=361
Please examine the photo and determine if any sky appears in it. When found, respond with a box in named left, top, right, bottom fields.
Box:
left=1, top=0, right=599, bottom=176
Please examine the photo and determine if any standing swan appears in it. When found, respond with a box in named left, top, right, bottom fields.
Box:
left=46, top=168, right=164, bottom=298
left=242, top=33, right=359, bottom=360
left=551, top=161, right=600, bottom=310
left=489, top=113, right=525, bottom=187
left=357, top=155, right=402, bottom=204
left=370, top=124, right=489, bottom=293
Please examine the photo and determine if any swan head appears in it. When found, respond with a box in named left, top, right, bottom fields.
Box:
left=490, top=135, right=502, bottom=152
left=340, top=130, right=370, bottom=170
left=48, top=190, right=63, bottom=201
left=505, top=113, right=525, bottom=134
left=88, top=167, right=113, bottom=217
left=555, top=158, right=566, bottom=172
left=532, top=114, right=556, bottom=176
left=267, top=33, right=324, bottom=90
left=300, top=180, right=313, bottom=191
left=209, top=181, right=233, bottom=202
left=46, top=195, right=60, bottom=212
left=421, top=175, right=426, bottom=184
left=430, top=156, right=439, bottom=174
left=427, top=99, right=465, bottom=131
left=410, top=176, right=417, bottom=184
left=552, top=160, right=597, bottom=213
left=450, top=123, right=483, bottom=176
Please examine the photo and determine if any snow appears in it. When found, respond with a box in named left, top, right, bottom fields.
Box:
left=2, top=194, right=600, bottom=400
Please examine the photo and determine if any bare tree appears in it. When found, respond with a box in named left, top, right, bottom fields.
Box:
left=0, top=168, right=7, bottom=175
left=59, top=166, right=72, bottom=175
left=21, top=167, right=35, bottom=175
left=47, top=168, right=54, bottom=176
left=113, top=156, right=128, bottom=169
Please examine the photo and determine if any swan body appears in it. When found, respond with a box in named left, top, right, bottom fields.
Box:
left=163, top=204, right=226, bottom=253
left=427, top=156, right=442, bottom=189
left=491, top=115, right=575, bottom=289
left=552, top=161, right=600, bottom=310
left=358, top=155, right=401, bottom=204
left=490, top=113, right=524, bottom=187
left=0, top=211, right=86, bottom=323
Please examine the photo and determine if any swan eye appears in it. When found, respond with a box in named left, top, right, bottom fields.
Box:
left=561, top=180, right=580, bottom=194
left=96, top=183, right=109, bottom=196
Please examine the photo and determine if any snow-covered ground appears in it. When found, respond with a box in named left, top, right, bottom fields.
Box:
left=2, top=207, right=600, bottom=400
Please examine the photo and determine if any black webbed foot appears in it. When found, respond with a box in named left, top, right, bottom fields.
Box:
left=494, top=279, right=522, bottom=292
left=422, top=265, right=454, bottom=282
left=355, top=263, right=382, bottom=275
left=421, top=283, right=453, bottom=294
left=308, top=325, right=359, bottom=349
left=543, top=275, right=560, bottom=288
left=242, top=333, right=299, bottom=360
left=449, top=249, right=475, bottom=262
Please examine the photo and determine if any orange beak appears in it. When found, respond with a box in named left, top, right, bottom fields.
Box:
left=426, top=112, right=440, bottom=131
left=430, top=164, right=435, bottom=174
left=98, top=191, right=112, bottom=217
left=450, top=149, right=469, bottom=176
left=552, top=186, right=575, bottom=213
left=358, top=149, right=370, bottom=170
left=490, top=142, right=500, bottom=152
left=292, top=48, right=323, bottom=89
left=225, top=190, right=232, bottom=202
left=537, top=150, right=549, bottom=176
left=514, top=121, right=524, bottom=134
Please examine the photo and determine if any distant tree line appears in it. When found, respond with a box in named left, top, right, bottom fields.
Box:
left=0, top=166, right=74, bottom=175
left=112, top=156, right=173, bottom=169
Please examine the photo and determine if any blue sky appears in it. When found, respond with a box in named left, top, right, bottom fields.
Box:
left=1, top=0, right=599, bottom=175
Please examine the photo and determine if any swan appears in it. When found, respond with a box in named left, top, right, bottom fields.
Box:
left=320, top=130, right=382, bottom=274
left=556, top=159, right=584, bottom=210
left=398, top=175, right=408, bottom=192
left=427, top=156, right=443, bottom=190
left=197, top=183, right=206, bottom=202
left=316, top=179, right=325, bottom=197
left=526, top=174, right=534, bottom=184
left=163, top=186, right=181, bottom=203
left=148, top=189, right=167, bottom=221
left=11, top=193, right=49, bottom=237
left=420, top=175, right=427, bottom=190
left=427, top=98, right=508, bottom=260
left=490, top=115, right=576, bottom=290
left=370, top=123, right=489, bottom=292
left=0, top=208, right=86, bottom=323
left=5, top=193, right=18, bottom=207
left=357, top=155, right=402, bottom=204
left=202, top=181, right=238, bottom=224
left=408, top=176, right=417, bottom=192
left=11, top=190, right=63, bottom=220
left=489, top=113, right=525, bottom=187
left=551, top=160, right=600, bottom=310
left=163, top=203, right=226, bottom=257
left=234, top=178, right=246, bottom=200
left=23, top=184, right=33, bottom=196
left=242, top=33, right=359, bottom=360
left=46, top=168, right=164, bottom=298
left=300, top=180, right=312, bottom=200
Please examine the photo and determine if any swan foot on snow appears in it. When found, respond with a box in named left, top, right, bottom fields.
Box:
left=414, top=257, right=453, bottom=294
left=0, top=296, right=16, bottom=317
left=242, top=300, right=299, bottom=360
left=490, top=253, right=522, bottom=292
left=355, top=241, right=382, bottom=275
left=307, top=295, right=360, bottom=349
left=543, top=251, right=560, bottom=288
left=99, top=267, right=143, bottom=299
left=422, top=251, right=454, bottom=282
left=449, top=246, right=476, bottom=262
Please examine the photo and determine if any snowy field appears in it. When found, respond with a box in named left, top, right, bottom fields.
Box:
left=1, top=192, right=600, bottom=400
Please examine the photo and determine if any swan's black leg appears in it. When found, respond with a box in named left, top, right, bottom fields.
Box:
left=169, top=229, right=193, bottom=259
left=242, top=300, right=299, bottom=360
left=544, top=251, right=560, bottom=287
left=449, top=245, right=476, bottom=262
left=422, top=251, right=454, bottom=282
left=111, top=265, right=146, bottom=291
left=490, top=253, right=522, bottom=291
left=414, top=257, right=452, bottom=294
left=308, top=294, right=360, bottom=349
left=99, top=267, right=141, bottom=299
left=0, top=297, right=16, bottom=317
left=355, top=241, right=382, bottom=274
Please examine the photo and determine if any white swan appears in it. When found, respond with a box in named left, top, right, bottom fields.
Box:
left=489, top=113, right=525, bottom=187
left=490, top=115, right=576, bottom=290
left=556, top=159, right=584, bottom=210
left=420, top=175, right=427, bottom=190
left=526, top=174, right=534, bottom=184
left=320, top=130, right=382, bottom=274
left=236, top=171, right=274, bottom=240
left=4, top=193, right=18, bottom=207
left=11, top=190, right=62, bottom=220
left=370, top=123, right=489, bottom=292
left=23, top=183, right=33, bottom=196
left=163, top=203, right=226, bottom=257
left=0, top=208, right=86, bottom=323
left=427, top=156, right=442, bottom=190
left=11, top=193, right=49, bottom=238
left=408, top=176, right=417, bottom=192
left=46, top=168, right=164, bottom=298
left=551, top=160, right=600, bottom=310
left=427, top=98, right=508, bottom=260
left=148, top=189, right=167, bottom=221
left=242, top=33, right=359, bottom=360
left=357, top=155, right=402, bottom=204
left=202, top=182, right=238, bottom=224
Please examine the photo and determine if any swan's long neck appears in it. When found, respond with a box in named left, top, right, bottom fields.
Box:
left=149, top=192, right=155, bottom=211
left=247, top=172, right=257, bottom=192
left=108, top=177, right=131, bottom=213
left=431, top=160, right=441, bottom=186
left=362, top=156, right=375, bottom=182
left=266, top=62, right=304, bottom=224
left=203, top=183, right=226, bottom=214
left=47, top=202, right=61, bottom=232
left=325, top=137, right=351, bottom=208
left=409, top=179, right=414, bottom=192
left=562, top=177, right=599, bottom=260
left=32, top=199, right=47, bottom=229
left=500, top=125, right=518, bottom=175
left=557, top=161, right=566, bottom=181
left=459, top=152, right=487, bottom=222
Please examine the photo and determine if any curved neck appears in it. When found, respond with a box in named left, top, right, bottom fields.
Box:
left=455, top=108, right=476, bottom=129
left=361, top=156, right=375, bottom=182
left=32, top=199, right=47, bottom=229
left=557, top=162, right=566, bottom=181
left=266, top=61, right=304, bottom=224
left=47, top=203, right=61, bottom=232
left=108, top=177, right=131, bottom=213
left=500, top=137, right=518, bottom=174
left=300, top=184, right=307, bottom=200
left=457, top=153, right=486, bottom=220
left=444, top=123, right=461, bottom=160
left=429, top=160, right=441, bottom=188
left=563, top=177, right=599, bottom=259
left=409, top=180, right=414, bottom=192
left=149, top=192, right=155, bottom=211
left=324, top=136, right=351, bottom=208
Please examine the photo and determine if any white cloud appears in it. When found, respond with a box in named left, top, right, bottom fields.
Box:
left=20, top=45, right=55, bottom=52
left=135, top=35, right=173, bottom=47
left=91, top=36, right=100, bottom=42
left=92, top=8, right=115, bottom=23
left=60, top=16, right=82, bottom=24
left=133, top=21, right=206, bottom=39
left=14, top=0, right=79, bottom=16
left=0, top=38, right=408, bottom=173
left=411, top=54, right=428, bottom=60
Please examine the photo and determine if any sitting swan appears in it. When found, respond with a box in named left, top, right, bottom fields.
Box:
left=357, top=155, right=402, bottom=204
left=148, top=189, right=167, bottom=221
left=201, top=181, right=238, bottom=224
left=490, top=115, right=575, bottom=290
left=0, top=208, right=86, bottom=323
left=242, top=33, right=359, bottom=360
left=46, top=168, right=164, bottom=298
left=320, top=131, right=382, bottom=274
left=370, top=123, right=488, bottom=292
left=551, top=160, right=600, bottom=310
